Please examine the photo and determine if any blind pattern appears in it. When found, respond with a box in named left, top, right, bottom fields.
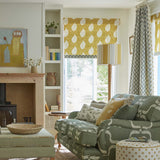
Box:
left=151, top=13, right=160, bottom=54
left=64, top=18, right=120, bottom=57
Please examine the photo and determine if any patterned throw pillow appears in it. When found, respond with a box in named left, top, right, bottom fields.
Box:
left=96, top=98, right=133, bottom=126
left=112, top=104, right=139, bottom=120
left=135, top=96, right=160, bottom=121
left=90, top=100, right=107, bottom=109
left=76, top=104, right=102, bottom=123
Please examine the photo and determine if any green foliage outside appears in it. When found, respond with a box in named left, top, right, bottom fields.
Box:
left=97, top=65, right=108, bottom=102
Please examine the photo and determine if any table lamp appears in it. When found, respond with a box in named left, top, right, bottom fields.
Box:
left=97, top=44, right=121, bottom=101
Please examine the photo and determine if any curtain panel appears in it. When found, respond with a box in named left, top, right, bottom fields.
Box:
left=151, top=13, right=160, bottom=54
left=129, top=5, right=154, bottom=95
left=64, top=18, right=120, bottom=58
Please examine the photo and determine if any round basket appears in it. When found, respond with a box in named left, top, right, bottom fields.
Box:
left=7, top=124, right=42, bottom=135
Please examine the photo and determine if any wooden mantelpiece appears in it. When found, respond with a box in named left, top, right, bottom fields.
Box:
left=0, top=73, right=45, bottom=126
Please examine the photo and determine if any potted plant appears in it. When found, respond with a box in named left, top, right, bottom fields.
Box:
left=45, top=21, right=59, bottom=34
left=24, top=57, right=42, bottom=73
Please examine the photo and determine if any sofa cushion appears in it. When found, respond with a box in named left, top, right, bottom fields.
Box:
left=112, top=104, right=139, bottom=120
left=55, top=119, right=98, bottom=147
left=90, top=100, right=107, bottom=109
left=76, top=104, right=102, bottom=123
left=135, top=96, right=160, bottom=121
left=96, top=99, right=131, bottom=126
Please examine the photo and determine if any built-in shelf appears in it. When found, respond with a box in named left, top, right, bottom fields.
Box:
left=45, top=34, right=61, bottom=38
left=45, top=86, right=61, bottom=90
left=45, top=60, right=61, bottom=64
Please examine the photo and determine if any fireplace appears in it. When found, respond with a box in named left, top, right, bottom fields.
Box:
left=0, top=83, right=17, bottom=126
left=0, top=73, right=45, bottom=126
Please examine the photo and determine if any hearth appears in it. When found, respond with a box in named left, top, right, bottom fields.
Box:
left=0, top=83, right=16, bottom=126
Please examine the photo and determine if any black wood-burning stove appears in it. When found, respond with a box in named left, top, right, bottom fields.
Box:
left=0, top=83, right=16, bottom=126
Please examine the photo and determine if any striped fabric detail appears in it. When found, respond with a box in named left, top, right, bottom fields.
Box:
left=97, top=44, right=121, bottom=65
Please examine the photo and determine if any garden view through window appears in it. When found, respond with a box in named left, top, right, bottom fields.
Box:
left=64, top=58, right=108, bottom=112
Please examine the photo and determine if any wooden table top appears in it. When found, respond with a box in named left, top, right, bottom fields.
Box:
left=48, top=111, right=70, bottom=117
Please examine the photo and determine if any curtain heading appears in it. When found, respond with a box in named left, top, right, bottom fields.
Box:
left=64, top=18, right=120, bottom=58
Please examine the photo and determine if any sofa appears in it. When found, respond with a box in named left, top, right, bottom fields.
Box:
left=55, top=94, right=160, bottom=160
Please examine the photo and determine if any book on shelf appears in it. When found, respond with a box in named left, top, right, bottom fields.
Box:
left=51, top=105, right=59, bottom=111
left=45, top=46, right=49, bottom=60
left=45, top=47, right=61, bottom=61
left=126, top=136, right=148, bottom=143
left=49, top=49, right=61, bottom=60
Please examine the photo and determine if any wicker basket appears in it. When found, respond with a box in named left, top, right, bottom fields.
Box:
left=7, top=124, right=42, bottom=135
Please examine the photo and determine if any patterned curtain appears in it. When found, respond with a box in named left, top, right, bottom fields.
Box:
left=129, top=5, right=154, bottom=95
left=63, top=18, right=120, bottom=58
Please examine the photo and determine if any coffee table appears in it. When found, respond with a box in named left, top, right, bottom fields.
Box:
left=116, top=140, right=160, bottom=160
left=0, top=127, right=55, bottom=159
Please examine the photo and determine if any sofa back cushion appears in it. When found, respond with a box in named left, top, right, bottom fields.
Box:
left=135, top=96, right=160, bottom=121
left=113, top=94, right=160, bottom=122
left=112, top=104, right=139, bottom=120
left=76, top=104, right=102, bottom=123
left=90, top=100, right=107, bottom=109
left=96, top=98, right=132, bottom=126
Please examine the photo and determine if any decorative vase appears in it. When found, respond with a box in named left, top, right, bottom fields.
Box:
left=31, top=66, right=38, bottom=73
left=48, top=27, right=56, bottom=34
left=46, top=72, right=56, bottom=86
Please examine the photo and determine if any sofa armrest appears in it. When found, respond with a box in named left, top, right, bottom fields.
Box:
left=68, top=111, right=79, bottom=119
left=97, top=119, right=160, bottom=157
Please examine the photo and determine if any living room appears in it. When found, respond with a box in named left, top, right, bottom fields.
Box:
left=0, top=0, right=160, bottom=160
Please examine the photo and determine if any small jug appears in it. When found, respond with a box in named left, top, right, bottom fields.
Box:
left=46, top=72, right=56, bottom=86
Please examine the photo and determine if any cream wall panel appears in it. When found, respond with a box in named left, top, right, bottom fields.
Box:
left=0, top=3, right=42, bottom=73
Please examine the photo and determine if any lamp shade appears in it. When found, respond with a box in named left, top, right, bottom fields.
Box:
left=97, top=44, right=121, bottom=65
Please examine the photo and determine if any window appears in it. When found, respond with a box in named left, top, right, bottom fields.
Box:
left=63, top=17, right=119, bottom=111
left=64, top=58, right=108, bottom=112
left=152, top=18, right=160, bottom=95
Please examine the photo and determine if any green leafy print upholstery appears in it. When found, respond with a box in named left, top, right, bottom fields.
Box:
left=135, top=96, right=160, bottom=121
left=98, top=119, right=160, bottom=160
left=68, top=111, right=79, bottom=119
left=113, top=94, right=160, bottom=122
left=55, top=119, right=98, bottom=147
left=57, top=133, right=103, bottom=160
left=55, top=94, right=160, bottom=160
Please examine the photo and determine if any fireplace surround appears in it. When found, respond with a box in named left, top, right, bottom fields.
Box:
left=0, top=73, right=45, bottom=126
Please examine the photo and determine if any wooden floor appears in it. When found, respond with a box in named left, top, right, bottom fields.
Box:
left=0, top=144, right=80, bottom=160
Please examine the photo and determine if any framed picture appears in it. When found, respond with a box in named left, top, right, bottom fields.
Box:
left=0, top=28, right=27, bottom=67
left=129, top=35, right=134, bottom=55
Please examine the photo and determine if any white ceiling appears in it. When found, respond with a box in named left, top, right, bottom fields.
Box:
left=0, top=0, right=154, bottom=9
left=46, top=0, right=138, bottom=8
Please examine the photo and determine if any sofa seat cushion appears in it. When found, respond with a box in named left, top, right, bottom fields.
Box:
left=55, top=119, right=98, bottom=147
left=57, top=133, right=102, bottom=160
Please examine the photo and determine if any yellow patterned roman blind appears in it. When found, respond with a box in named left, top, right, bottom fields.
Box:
left=64, top=18, right=120, bottom=58
left=151, top=13, right=160, bottom=54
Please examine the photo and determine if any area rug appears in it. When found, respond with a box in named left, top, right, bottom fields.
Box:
left=54, top=144, right=80, bottom=160
left=0, top=144, right=79, bottom=160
